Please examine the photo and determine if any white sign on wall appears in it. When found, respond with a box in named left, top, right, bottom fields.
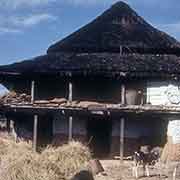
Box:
left=147, top=82, right=180, bottom=106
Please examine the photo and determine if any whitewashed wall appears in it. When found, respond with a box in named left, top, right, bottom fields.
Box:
left=167, top=119, right=180, bottom=144
left=147, top=81, right=180, bottom=106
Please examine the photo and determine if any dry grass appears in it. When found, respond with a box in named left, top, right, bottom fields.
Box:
left=41, top=141, right=91, bottom=178
left=0, top=139, right=91, bottom=180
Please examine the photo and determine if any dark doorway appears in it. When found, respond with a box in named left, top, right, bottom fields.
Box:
left=38, top=115, right=53, bottom=147
left=87, top=117, right=112, bottom=158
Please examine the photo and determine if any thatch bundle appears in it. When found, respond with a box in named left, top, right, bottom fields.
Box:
left=0, top=138, right=31, bottom=160
left=41, top=141, right=91, bottom=178
left=0, top=139, right=91, bottom=180
left=161, top=120, right=180, bottom=162
left=161, top=136, right=180, bottom=162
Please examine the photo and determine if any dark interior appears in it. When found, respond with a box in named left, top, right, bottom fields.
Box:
left=37, top=115, right=53, bottom=147
left=87, top=117, right=112, bottom=158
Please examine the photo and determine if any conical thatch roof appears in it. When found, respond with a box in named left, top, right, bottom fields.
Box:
left=47, top=1, right=180, bottom=54
left=1, top=1, right=180, bottom=80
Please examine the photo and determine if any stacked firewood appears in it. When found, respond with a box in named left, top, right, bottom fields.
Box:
left=0, top=92, right=31, bottom=104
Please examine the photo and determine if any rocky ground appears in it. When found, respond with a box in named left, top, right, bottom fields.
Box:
left=95, top=160, right=180, bottom=180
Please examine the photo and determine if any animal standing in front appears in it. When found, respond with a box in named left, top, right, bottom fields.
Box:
left=132, top=146, right=160, bottom=179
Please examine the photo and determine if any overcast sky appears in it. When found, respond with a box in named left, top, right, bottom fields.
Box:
left=0, top=0, right=180, bottom=66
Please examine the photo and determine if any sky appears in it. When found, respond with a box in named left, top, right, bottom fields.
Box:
left=0, top=0, right=180, bottom=66
left=0, top=0, right=180, bottom=93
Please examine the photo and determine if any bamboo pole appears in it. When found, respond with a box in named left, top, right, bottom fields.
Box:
left=33, top=114, right=38, bottom=152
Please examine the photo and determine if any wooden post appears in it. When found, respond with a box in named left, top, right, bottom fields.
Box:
left=120, top=117, right=125, bottom=164
left=69, top=116, right=73, bottom=141
left=68, top=75, right=73, bottom=141
left=120, top=84, right=125, bottom=164
left=31, top=80, right=35, bottom=103
left=68, top=81, right=72, bottom=102
left=120, top=45, right=123, bottom=55
left=33, top=115, right=38, bottom=152
left=121, top=84, right=126, bottom=105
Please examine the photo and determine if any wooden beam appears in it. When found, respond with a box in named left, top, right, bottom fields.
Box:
left=120, top=117, right=125, bottom=164
left=121, top=84, right=126, bottom=105
left=31, top=81, right=35, bottom=103
left=33, top=114, right=38, bottom=152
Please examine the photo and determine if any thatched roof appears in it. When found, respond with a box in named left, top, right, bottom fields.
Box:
left=1, top=1, right=180, bottom=80
left=48, top=1, right=180, bottom=54
left=1, top=53, right=180, bottom=79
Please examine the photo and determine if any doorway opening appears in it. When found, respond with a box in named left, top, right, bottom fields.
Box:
left=87, top=117, right=112, bottom=158
left=38, top=115, right=53, bottom=147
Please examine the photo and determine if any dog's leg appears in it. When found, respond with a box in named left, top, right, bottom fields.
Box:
left=173, top=166, right=177, bottom=180
left=135, top=166, right=138, bottom=179
left=145, top=165, right=150, bottom=177
left=132, top=166, right=136, bottom=178
left=142, top=164, right=146, bottom=177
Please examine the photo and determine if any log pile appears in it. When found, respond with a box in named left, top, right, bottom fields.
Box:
left=0, top=92, right=31, bottom=104
left=2, top=92, right=180, bottom=114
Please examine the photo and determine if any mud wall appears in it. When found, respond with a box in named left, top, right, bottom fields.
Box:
left=110, top=116, right=166, bottom=157
left=52, top=114, right=87, bottom=145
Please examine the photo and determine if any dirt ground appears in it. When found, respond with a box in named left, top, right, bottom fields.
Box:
left=95, top=160, right=180, bottom=180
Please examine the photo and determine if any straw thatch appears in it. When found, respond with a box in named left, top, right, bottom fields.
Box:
left=161, top=136, right=180, bottom=162
left=47, top=1, right=180, bottom=54
left=0, top=53, right=180, bottom=79
left=0, top=139, right=92, bottom=180
left=41, top=141, right=91, bottom=178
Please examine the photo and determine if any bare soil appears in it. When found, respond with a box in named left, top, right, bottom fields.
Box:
left=95, top=160, right=180, bottom=180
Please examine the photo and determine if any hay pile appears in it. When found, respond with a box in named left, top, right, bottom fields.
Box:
left=0, top=139, right=91, bottom=180
left=41, top=141, right=91, bottom=178
left=161, top=136, right=180, bottom=162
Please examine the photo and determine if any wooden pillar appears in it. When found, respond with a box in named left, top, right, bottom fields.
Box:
left=121, top=84, right=126, bottom=105
left=68, top=75, right=73, bottom=141
left=69, top=116, right=73, bottom=141
left=120, top=117, right=125, bottom=164
left=33, top=115, right=38, bottom=152
left=68, top=80, right=72, bottom=102
left=120, top=84, right=125, bottom=164
left=120, top=45, right=123, bottom=55
left=31, top=80, right=35, bottom=103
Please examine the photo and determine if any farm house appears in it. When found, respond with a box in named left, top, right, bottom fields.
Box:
left=0, top=1, right=180, bottom=160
